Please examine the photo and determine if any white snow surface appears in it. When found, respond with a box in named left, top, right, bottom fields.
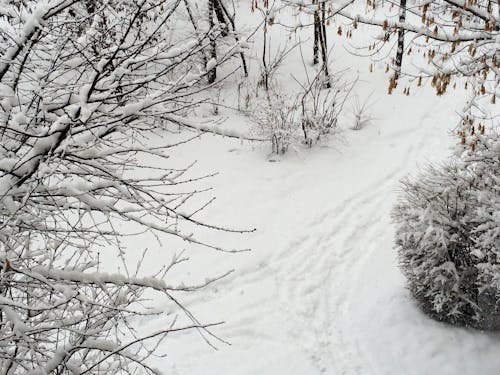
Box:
left=145, top=107, right=500, bottom=375
left=132, top=99, right=500, bottom=374
left=113, top=6, right=500, bottom=375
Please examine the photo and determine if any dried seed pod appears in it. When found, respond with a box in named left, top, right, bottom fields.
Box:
left=3, top=258, right=10, bottom=272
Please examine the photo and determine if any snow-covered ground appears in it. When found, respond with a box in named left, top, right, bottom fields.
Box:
left=124, top=4, right=500, bottom=374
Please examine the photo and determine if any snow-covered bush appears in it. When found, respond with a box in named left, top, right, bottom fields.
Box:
left=251, top=90, right=299, bottom=154
left=250, top=71, right=352, bottom=154
left=299, top=72, right=350, bottom=147
left=393, top=130, right=500, bottom=329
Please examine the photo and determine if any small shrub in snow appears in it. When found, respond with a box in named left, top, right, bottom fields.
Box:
left=252, top=93, right=297, bottom=154
left=349, top=94, right=375, bottom=131
left=250, top=72, right=352, bottom=154
left=393, top=130, right=500, bottom=329
left=299, top=74, right=347, bottom=147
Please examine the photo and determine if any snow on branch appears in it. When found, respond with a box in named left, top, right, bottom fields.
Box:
left=0, top=0, right=248, bottom=372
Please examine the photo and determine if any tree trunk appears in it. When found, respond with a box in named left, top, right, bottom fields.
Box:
left=216, top=0, right=248, bottom=76
left=313, top=0, right=320, bottom=65
left=394, top=0, right=407, bottom=80
left=207, top=0, right=217, bottom=84
left=319, top=1, right=330, bottom=87
left=213, top=0, right=228, bottom=36
left=262, top=14, right=269, bottom=92
left=183, top=0, right=208, bottom=69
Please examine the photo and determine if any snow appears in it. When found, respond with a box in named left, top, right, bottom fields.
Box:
left=122, top=98, right=154, bottom=117
left=31, top=345, right=71, bottom=375
left=1, top=306, right=28, bottom=336
left=82, top=339, right=118, bottom=352
left=2, top=1, right=499, bottom=373
left=114, top=6, right=500, bottom=375
left=161, top=39, right=199, bottom=59
left=159, top=127, right=492, bottom=375
left=206, top=58, right=217, bottom=72
left=21, top=2, right=48, bottom=37
left=31, top=266, right=175, bottom=291
left=129, top=94, right=500, bottom=373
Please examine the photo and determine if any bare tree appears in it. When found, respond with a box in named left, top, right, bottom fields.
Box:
left=215, top=0, right=249, bottom=77
left=0, top=0, right=250, bottom=373
left=280, top=0, right=498, bottom=101
left=205, top=0, right=248, bottom=83
left=303, top=0, right=332, bottom=85
left=280, top=0, right=340, bottom=84
left=333, top=0, right=499, bottom=98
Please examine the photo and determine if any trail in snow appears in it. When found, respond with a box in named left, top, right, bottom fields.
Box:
left=270, top=111, right=432, bottom=374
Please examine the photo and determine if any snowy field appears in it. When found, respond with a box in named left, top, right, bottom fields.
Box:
left=127, top=5, right=500, bottom=375
left=147, top=103, right=500, bottom=374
